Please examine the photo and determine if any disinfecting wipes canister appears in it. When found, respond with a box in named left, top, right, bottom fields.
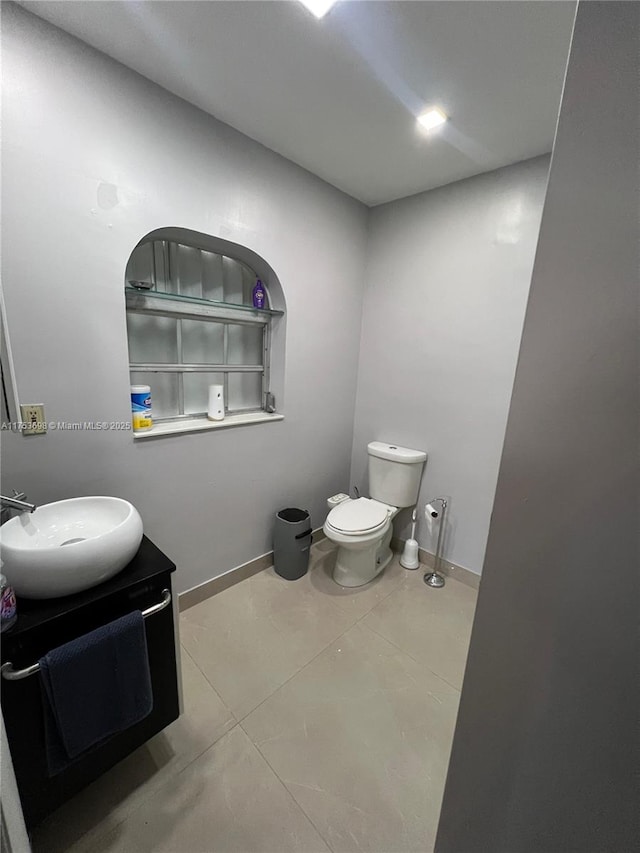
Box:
left=131, top=384, right=152, bottom=431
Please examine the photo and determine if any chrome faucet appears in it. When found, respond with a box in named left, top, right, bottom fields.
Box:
left=1, top=491, right=36, bottom=524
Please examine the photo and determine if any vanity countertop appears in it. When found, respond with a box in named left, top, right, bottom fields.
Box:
left=7, top=535, right=176, bottom=638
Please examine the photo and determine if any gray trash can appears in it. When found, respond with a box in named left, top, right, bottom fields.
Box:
left=273, top=508, right=313, bottom=580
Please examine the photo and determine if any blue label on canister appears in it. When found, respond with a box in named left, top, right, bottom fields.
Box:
left=131, top=387, right=152, bottom=430
left=131, top=392, right=151, bottom=413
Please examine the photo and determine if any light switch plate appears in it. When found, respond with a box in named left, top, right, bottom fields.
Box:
left=20, top=403, right=46, bottom=435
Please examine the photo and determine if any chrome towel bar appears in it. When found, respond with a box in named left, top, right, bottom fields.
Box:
left=1, top=588, right=172, bottom=682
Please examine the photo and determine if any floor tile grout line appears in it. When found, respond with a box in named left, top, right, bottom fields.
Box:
left=71, top=723, right=253, bottom=853
left=320, top=560, right=407, bottom=619
left=97, top=558, right=322, bottom=846
left=187, top=560, right=465, bottom=721
left=77, top=595, right=464, bottom=849
left=235, top=570, right=410, bottom=727
left=180, top=616, right=354, bottom=726
left=235, top=561, right=416, bottom=722
left=360, top=566, right=477, bottom=692
left=358, top=619, right=464, bottom=693
left=178, top=558, right=364, bottom=719
left=274, top=557, right=406, bottom=629
left=57, top=717, right=243, bottom=851
left=233, top=617, right=357, bottom=725
left=239, top=720, right=337, bottom=853
left=198, top=561, right=407, bottom=726
left=65, top=645, right=243, bottom=850
left=42, top=560, right=469, bottom=853
left=237, top=590, right=460, bottom=853
left=185, top=556, right=465, bottom=723
left=179, top=642, right=239, bottom=725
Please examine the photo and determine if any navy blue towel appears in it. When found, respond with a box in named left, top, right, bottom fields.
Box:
left=40, top=610, right=153, bottom=776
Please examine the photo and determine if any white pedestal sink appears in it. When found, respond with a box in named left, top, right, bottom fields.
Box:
left=0, top=497, right=143, bottom=599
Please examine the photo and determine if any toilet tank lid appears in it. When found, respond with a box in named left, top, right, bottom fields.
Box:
left=368, top=442, right=427, bottom=464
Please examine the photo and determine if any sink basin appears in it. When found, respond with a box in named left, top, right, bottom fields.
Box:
left=0, top=497, right=143, bottom=599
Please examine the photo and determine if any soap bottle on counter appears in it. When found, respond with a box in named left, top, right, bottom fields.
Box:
left=0, top=573, right=17, bottom=633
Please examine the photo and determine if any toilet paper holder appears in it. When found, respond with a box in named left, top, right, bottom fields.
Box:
left=424, top=497, right=448, bottom=588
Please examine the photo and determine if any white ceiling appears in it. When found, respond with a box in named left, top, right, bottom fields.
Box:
left=19, top=0, right=576, bottom=206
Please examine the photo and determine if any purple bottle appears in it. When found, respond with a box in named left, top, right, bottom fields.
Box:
left=252, top=279, right=266, bottom=309
left=0, top=574, right=17, bottom=633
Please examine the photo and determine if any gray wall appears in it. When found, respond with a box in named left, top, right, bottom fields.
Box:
left=0, top=5, right=562, bottom=597
left=350, top=157, right=550, bottom=574
left=437, top=2, right=639, bottom=850
left=0, top=4, right=368, bottom=594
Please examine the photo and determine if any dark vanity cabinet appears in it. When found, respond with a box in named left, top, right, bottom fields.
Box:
left=0, top=536, right=180, bottom=828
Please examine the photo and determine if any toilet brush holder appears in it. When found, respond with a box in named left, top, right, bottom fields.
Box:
left=400, top=538, right=420, bottom=569
left=400, top=507, right=420, bottom=570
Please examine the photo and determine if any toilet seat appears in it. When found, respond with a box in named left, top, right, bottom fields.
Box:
left=326, top=498, right=391, bottom=536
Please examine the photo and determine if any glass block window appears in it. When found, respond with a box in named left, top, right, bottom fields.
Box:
left=125, top=238, right=278, bottom=423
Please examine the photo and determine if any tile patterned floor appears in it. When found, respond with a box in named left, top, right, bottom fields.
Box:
left=32, top=540, right=477, bottom=853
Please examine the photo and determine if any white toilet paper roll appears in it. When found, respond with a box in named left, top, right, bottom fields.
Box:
left=207, top=384, right=224, bottom=421
left=425, top=506, right=437, bottom=545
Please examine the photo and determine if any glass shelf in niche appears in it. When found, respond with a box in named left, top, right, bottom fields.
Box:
left=125, top=286, right=283, bottom=317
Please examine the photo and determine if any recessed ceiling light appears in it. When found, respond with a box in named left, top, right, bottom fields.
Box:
left=298, top=0, right=338, bottom=19
left=417, top=108, right=448, bottom=131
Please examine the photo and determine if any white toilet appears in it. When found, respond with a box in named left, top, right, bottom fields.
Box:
left=324, top=442, right=427, bottom=588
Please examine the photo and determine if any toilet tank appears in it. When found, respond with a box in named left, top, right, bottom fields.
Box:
left=367, top=442, right=427, bottom=507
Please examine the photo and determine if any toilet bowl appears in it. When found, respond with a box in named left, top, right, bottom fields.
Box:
left=323, top=497, right=398, bottom=587
left=324, top=441, right=427, bottom=588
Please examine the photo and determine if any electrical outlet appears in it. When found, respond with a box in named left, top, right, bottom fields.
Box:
left=20, top=403, right=46, bottom=436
